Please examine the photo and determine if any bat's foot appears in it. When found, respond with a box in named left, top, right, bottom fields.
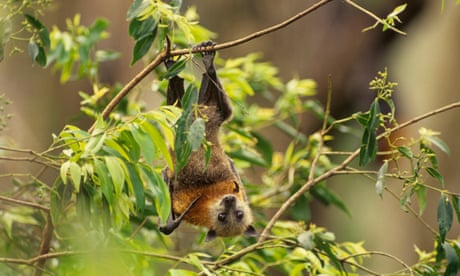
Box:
left=194, top=41, right=216, bottom=70
left=164, top=56, right=176, bottom=70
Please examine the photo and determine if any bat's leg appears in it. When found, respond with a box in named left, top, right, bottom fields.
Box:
left=158, top=169, right=201, bottom=235
left=159, top=196, right=201, bottom=235
left=195, top=41, right=232, bottom=122
left=165, top=57, right=185, bottom=106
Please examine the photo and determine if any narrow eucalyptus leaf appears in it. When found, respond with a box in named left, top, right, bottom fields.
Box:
left=451, top=195, right=460, bottom=224
left=442, top=242, right=459, bottom=275
left=425, top=167, right=444, bottom=187
left=24, top=14, right=44, bottom=29
left=397, top=146, right=413, bottom=159
left=437, top=195, right=453, bottom=243
left=376, top=161, right=388, bottom=199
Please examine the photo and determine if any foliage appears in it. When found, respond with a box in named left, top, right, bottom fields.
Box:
left=1, top=0, right=460, bottom=275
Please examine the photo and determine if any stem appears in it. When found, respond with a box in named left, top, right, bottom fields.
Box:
left=344, top=0, right=406, bottom=36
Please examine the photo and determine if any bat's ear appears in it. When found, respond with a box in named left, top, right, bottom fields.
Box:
left=205, top=230, right=217, bottom=242
left=244, top=225, right=257, bottom=237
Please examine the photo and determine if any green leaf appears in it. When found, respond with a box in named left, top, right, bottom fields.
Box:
left=397, top=146, right=413, bottom=159
left=141, top=165, right=170, bottom=223
left=376, top=161, right=388, bottom=199
left=163, top=58, right=187, bottom=79
left=253, top=131, right=273, bottom=165
left=126, top=162, right=145, bottom=214
left=442, top=242, right=459, bottom=276
left=142, top=121, right=173, bottom=169
left=35, top=45, right=47, bottom=67
left=76, top=186, right=91, bottom=227
left=130, top=124, right=156, bottom=164
left=129, top=16, right=157, bottom=40
left=24, top=14, right=44, bottom=29
left=68, top=162, right=82, bottom=192
left=105, top=156, right=125, bottom=195
left=131, top=33, right=155, bottom=65
left=359, top=128, right=377, bottom=166
left=229, top=149, right=268, bottom=167
left=297, top=231, right=315, bottom=250
left=84, top=132, right=107, bottom=156
left=437, top=195, right=453, bottom=243
left=369, top=100, right=381, bottom=130
left=415, top=185, right=427, bottom=216
left=354, top=112, right=369, bottom=127
left=127, top=0, right=148, bottom=20
left=38, top=28, right=50, bottom=49
left=188, top=118, right=205, bottom=151
left=425, top=135, right=450, bottom=155
left=312, top=184, right=351, bottom=216
left=60, top=160, right=71, bottom=185
left=452, top=195, right=460, bottom=224
left=94, top=159, right=113, bottom=203
left=425, top=167, right=444, bottom=187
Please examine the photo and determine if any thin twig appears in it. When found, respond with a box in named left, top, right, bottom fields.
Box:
left=344, top=0, right=407, bottom=36
left=0, top=195, right=49, bottom=212
left=340, top=250, right=413, bottom=275
left=33, top=213, right=53, bottom=276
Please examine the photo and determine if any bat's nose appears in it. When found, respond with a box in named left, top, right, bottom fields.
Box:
left=222, top=195, right=236, bottom=208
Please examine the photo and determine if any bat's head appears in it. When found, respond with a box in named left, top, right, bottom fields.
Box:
left=206, top=187, right=256, bottom=241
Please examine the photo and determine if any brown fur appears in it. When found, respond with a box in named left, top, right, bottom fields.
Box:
left=159, top=41, right=255, bottom=239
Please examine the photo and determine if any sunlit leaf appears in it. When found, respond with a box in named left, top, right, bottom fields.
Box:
left=60, top=160, right=71, bottom=185
left=105, top=156, right=125, bottom=195
left=130, top=124, right=156, bottom=164
left=68, top=162, right=82, bottom=192
left=84, top=132, right=107, bottom=156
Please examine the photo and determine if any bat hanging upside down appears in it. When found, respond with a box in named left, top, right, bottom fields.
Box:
left=159, top=41, right=256, bottom=241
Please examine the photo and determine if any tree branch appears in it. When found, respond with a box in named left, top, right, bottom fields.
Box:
left=88, top=0, right=334, bottom=132
left=0, top=195, right=49, bottom=212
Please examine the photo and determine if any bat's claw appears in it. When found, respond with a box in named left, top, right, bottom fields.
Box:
left=194, top=41, right=216, bottom=59
left=164, top=57, right=176, bottom=70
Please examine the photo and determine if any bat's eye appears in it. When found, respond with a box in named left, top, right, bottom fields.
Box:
left=218, top=213, right=227, bottom=222
left=235, top=210, right=244, bottom=220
